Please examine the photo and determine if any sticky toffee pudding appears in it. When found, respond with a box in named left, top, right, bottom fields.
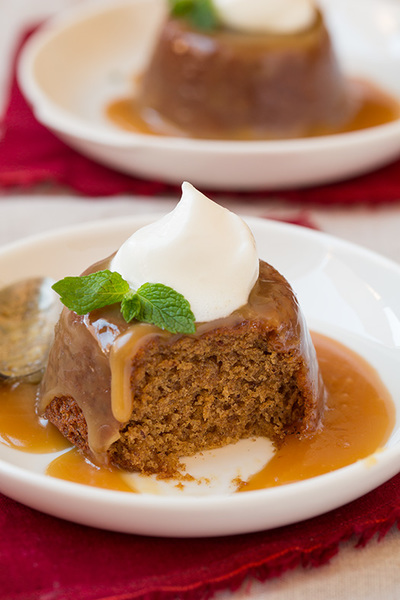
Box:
left=39, top=259, right=325, bottom=476
left=106, top=6, right=400, bottom=140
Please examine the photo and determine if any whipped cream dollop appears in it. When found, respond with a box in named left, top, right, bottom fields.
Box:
left=212, top=0, right=317, bottom=34
left=110, top=182, right=259, bottom=323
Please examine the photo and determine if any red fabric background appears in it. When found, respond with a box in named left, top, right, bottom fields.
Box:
left=1, top=30, right=400, bottom=204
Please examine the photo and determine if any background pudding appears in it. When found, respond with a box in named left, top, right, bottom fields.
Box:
left=132, top=10, right=352, bottom=139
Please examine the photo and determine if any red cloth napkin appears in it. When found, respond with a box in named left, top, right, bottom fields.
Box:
left=1, top=474, right=400, bottom=600
left=1, top=29, right=400, bottom=204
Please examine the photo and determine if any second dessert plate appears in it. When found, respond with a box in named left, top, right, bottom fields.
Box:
left=17, top=0, right=400, bottom=190
left=0, top=216, right=399, bottom=537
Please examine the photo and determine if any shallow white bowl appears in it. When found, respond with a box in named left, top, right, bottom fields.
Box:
left=17, top=0, right=400, bottom=190
left=0, top=216, right=399, bottom=537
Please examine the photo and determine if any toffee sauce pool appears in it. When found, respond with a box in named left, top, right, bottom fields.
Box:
left=0, top=333, right=394, bottom=493
left=106, top=80, right=400, bottom=141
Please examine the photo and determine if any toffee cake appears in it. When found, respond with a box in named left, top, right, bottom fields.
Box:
left=39, top=259, right=325, bottom=476
left=136, top=10, right=352, bottom=139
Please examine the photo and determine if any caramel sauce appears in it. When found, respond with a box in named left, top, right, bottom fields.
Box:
left=106, top=79, right=400, bottom=141
left=0, top=334, right=395, bottom=493
left=0, top=381, right=69, bottom=453
left=47, top=448, right=134, bottom=492
left=241, top=333, right=395, bottom=491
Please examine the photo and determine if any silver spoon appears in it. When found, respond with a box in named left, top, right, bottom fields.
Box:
left=0, top=277, right=61, bottom=381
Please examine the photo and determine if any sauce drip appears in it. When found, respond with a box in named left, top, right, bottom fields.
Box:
left=106, top=80, right=400, bottom=141
left=109, top=324, right=166, bottom=423
left=0, top=334, right=394, bottom=493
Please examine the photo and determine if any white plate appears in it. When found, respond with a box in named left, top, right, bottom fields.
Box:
left=17, top=0, right=400, bottom=190
left=0, top=215, right=400, bottom=537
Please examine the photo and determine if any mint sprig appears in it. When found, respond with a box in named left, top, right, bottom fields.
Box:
left=169, top=0, right=220, bottom=31
left=52, top=270, right=196, bottom=335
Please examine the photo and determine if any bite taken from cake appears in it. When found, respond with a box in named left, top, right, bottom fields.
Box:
left=39, top=183, right=325, bottom=477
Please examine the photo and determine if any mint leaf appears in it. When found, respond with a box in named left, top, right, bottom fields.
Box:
left=169, top=0, right=193, bottom=17
left=191, top=0, right=219, bottom=30
left=169, top=0, right=219, bottom=30
left=121, top=292, right=141, bottom=323
left=52, top=270, right=129, bottom=314
left=135, top=283, right=196, bottom=334
left=52, top=271, right=196, bottom=334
